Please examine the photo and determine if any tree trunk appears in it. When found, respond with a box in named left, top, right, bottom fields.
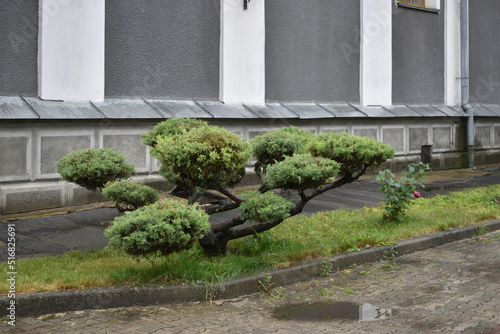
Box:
left=199, top=230, right=230, bottom=256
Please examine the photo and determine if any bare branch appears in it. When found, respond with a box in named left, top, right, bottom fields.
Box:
left=188, top=192, right=202, bottom=205
left=202, top=202, right=240, bottom=215
left=215, top=187, right=245, bottom=204
left=298, top=190, right=307, bottom=202
left=211, top=216, right=247, bottom=233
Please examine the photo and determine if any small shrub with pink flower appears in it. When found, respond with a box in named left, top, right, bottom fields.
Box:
left=376, top=162, right=430, bottom=223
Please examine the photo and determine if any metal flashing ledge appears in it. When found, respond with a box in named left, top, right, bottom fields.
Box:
left=0, top=96, right=483, bottom=121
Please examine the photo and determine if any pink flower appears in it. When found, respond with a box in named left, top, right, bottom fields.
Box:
left=413, top=191, right=421, bottom=198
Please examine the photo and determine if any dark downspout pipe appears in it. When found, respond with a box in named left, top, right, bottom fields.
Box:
left=461, top=0, right=475, bottom=168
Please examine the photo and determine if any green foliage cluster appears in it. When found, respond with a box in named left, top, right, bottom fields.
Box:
left=142, top=117, right=208, bottom=148
left=251, top=127, right=315, bottom=176
left=310, top=132, right=395, bottom=176
left=104, top=199, right=210, bottom=258
left=376, top=162, right=430, bottom=223
left=56, top=148, right=135, bottom=191
left=265, top=154, right=340, bottom=191
left=148, top=122, right=251, bottom=190
left=239, top=191, right=294, bottom=223
left=102, top=180, right=159, bottom=212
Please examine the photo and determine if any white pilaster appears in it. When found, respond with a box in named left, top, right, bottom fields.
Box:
left=360, top=0, right=392, bottom=106
left=426, top=0, right=441, bottom=11
left=445, top=0, right=461, bottom=106
left=38, top=0, right=105, bottom=102
left=220, top=0, right=265, bottom=104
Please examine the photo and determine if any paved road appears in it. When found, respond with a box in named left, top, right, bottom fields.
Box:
left=3, top=230, right=499, bottom=334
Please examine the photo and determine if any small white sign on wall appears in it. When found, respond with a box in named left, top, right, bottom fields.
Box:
left=396, top=0, right=440, bottom=12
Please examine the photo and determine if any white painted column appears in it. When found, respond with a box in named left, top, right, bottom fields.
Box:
left=360, top=0, right=392, bottom=106
left=445, top=0, right=461, bottom=106
left=38, top=0, right=105, bottom=102
left=220, top=0, right=265, bottom=104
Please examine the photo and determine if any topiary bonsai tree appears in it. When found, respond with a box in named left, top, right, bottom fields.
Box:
left=251, top=126, right=315, bottom=177
left=146, top=120, right=251, bottom=205
left=104, top=199, right=210, bottom=258
left=102, top=180, right=159, bottom=212
left=141, top=119, right=395, bottom=256
left=56, top=148, right=135, bottom=191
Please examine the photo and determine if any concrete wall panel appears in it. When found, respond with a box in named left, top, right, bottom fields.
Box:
left=494, top=125, right=500, bottom=147
left=0, top=136, right=30, bottom=181
left=433, top=126, right=452, bottom=150
left=72, top=187, right=107, bottom=206
left=265, top=0, right=360, bottom=102
left=320, top=128, right=349, bottom=134
left=102, top=134, right=148, bottom=170
left=105, top=0, right=220, bottom=99
left=249, top=131, right=269, bottom=139
left=39, top=134, right=92, bottom=176
left=382, top=127, right=405, bottom=153
left=409, top=127, right=429, bottom=152
left=5, top=189, right=62, bottom=214
left=0, top=1, right=38, bottom=95
left=392, top=0, right=445, bottom=104
left=475, top=126, right=491, bottom=149
left=353, top=128, right=378, bottom=140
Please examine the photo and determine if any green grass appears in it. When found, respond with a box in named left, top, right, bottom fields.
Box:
left=2, top=185, right=500, bottom=295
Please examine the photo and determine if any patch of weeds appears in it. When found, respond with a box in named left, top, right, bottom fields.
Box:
left=477, top=236, right=495, bottom=243
left=269, top=286, right=288, bottom=299
left=473, top=225, right=489, bottom=238
left=203, top=282, right=220, bottom=304
left=320, top=260, right=333, bottom=277
left=317, top=285, right=335, bottom=297
left=258, top=273, right=287, bottom=299
left=38, top=313, right=66, bottom=321
left=258, top=273, right=274, bottom=294
left=359, top=270, right=372, bottom=275
left=344, top=288, right=354, bottom=295
left=348, top=263, right=357, bottom=269
left=438, top=223, right=451, bottom=231
left=380, top=245, right=398, bottom=271
left=347, top=246, right=360, bottom=252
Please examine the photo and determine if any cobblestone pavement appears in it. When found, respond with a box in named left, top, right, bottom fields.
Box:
left=3, top=230, right=500, bottom=334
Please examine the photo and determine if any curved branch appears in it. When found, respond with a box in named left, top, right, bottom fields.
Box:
left=258, top=182, right=270, bottom=193
left=202, top=202, right=240, bottom=215
left=215, top=187, right=245, bottom=204
left=298, top=190, right=307, bottom=202
left=307, top=165, right=369, bottom=201
left=202, top=165, right=372, bottom=253
left=188, top=192, right=203, bottom=205
left=228, top=218, right=284, bottom=240
left=211, top=216, right=246, bottom=233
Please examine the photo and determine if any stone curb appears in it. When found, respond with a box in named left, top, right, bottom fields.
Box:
left=3, top=219, right=500, bottom=317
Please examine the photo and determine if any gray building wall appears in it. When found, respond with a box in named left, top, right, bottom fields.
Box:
left=105, top=0, right=220, bottom=99
left=0, top=1, right=38, bottom=96
left=392, top=0, right=445, bottom=104
left=265, top=0, right=360, bottom=103
left=470, top=1, right=500, bottom=104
